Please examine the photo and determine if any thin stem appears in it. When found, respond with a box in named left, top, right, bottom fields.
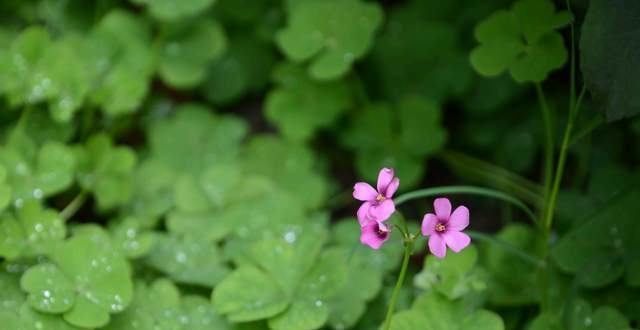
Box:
left=535, top=83, right=554, bottom=220
left=542, top=86, right=587, bottom=230
left=382, top=241, right=413, bottom=330
left=60, top=191, right=87, bottom=221
left=467, top=230, right=545, bottom=267
left=438, top=150, right=543, bottom=208
left=394, top=186, right=537, bottom=225
left=569, top=114, right=603, bottom=147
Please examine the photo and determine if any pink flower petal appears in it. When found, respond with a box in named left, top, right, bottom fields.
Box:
left=385, top=178, right=400, bottom=198
left=368, top=199, right=395, bottom=222
left=421, top=213, right=438, bottom=236
left=377, top=168, right=395, bottom=193
left=353, top=182, right=378, bottom=201
left=360, top=221, right=390, bottom=249
left=428, top=234, right=446, bottom=258
left=357, top=202, right=372, bottom=226
left=443, top=231, right=471, bottom=253
left=448, top=206, right=469, bottom=231
left=434, top=197, right=451, bottom=220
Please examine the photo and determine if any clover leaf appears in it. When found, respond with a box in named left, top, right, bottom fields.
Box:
left=108, top=216, right=156, bottom=259
left=470, top=0, right=571, bottom=83
left=265, top=63, right=352, bottom=141
left=105, top=279, right=230, bottom=330
left=145, top=233, right=229, bottom=287
left=89, top=10, right=154, bottom=116
left=158, top=18, right=227, bottom=88
left=567, top=299, right=629, bottom=330
left=276, top=0, right=383, bottom=80
left=75, top=134, right=137, bottom=211
left=242, top=135, right=329, bottom=209
left=131, top=0, right=216, bottom=22
left=414, top=245, right=486, bottom=300
left=390, top=292, right=504, bottom=330
left=0, top=200, right=65, bottom=260
left=0, top=165, right=12, bottom=212
left=0, top=303, right=82, bottom=330
left=0, top=131, right=75, bottom=205
left=19, top=226, right=133, bottom=328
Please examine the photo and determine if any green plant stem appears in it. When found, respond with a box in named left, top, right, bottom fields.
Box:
left=467, top=230, right=544, bottom=267
left=569, top=114, right=603, bottom=146
left=542, top=86, right=587, bottom=230
left=382, top=240, right=413, bottom=330
left=60, top=191, right=88, bottom=221
left=535, top=82, right=554, bottom=220
left=394, top=185, right=537, bottom=224
left=438, top=150, right=543, bottom=208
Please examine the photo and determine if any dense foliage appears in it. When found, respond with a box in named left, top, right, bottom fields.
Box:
left=0, top=0, right=639, bottom=329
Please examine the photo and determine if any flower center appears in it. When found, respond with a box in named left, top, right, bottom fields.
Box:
left=435, top=223, right=446, bottom=233
left=375, top=224, right=389, bottom=239
left=375, top=194, right=385, bottom=202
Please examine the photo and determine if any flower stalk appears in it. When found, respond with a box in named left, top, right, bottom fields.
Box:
left=382, top=236, right=414, bottom=330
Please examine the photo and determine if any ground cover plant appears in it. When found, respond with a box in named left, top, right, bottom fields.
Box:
left=0, top=0, right=639, bottom=329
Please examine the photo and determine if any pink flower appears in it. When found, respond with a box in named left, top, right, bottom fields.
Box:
left=353, top=168, right=399, bottom=225
left=360, top=219, right=390, bottom=249
left=421, top=197, right=471, bottom=258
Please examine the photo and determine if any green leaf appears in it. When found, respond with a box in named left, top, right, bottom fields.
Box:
left=108, top=216, right=156, bottom=259
left=75, top=134, right=137, bottom=211
left=242, top=135, right=328, bottom=209
left=213, top=265, right=289, bottom=322
left=158, top=19, right=227, bottom=88
left=265, top=63, right=352, bottom=141
left=568, top=299, right=629, bottom=330
left=89, top=10, right=154, bottom=116
left=144, top=233, right=229, bottom=287
left=470, top=0, right=570, bottom=83
left=0, top=201, right=65, bottom=259
left=580, top=0, right=640, bottom=121
left=390, top=292, right=504, bottom=330
left=0, top=165, right=12, bottom=212
left=20, top=226, right=133, bottom=328
left=276, top=0, right=383, bottom=80
left=132, top=0, right=216, bottom=21
left=414, top=245, right=486, bottom=300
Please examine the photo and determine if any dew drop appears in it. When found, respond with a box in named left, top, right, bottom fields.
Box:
left=315, top=300, right=323, bottom=307
left=176, top=251, right=188, bottom=263
left=283, top=231, right=297, bottom=244
left=43, top=290, right=51, bottom=298
left=33, top=188, right=44, bottom=199
left=584, top=317, right=592, bottom=327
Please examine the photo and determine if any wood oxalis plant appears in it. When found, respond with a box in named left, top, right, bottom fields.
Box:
left=0, top=0, right=639, bottom=329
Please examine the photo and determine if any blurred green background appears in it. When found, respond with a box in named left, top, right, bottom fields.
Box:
left=0, top=0, right=639, bottom=329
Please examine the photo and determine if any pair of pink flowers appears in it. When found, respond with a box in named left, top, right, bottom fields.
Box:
left=353, top=168, right=470, bottom=258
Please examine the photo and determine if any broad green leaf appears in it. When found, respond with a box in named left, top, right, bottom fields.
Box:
left=414, top=245, right=486, bottom=300
left=201, top=33, right=276, bottom=105
left=108, top=217, right=156, bottom=259
left=132, top=0, right=216, bottom=21
left=127, top=160, right=176, bottom=221
left=144, top=233, right=229, bottom=287
left=75, top=134, right=137, bottom=211
left=0, top=201, right=65, bottom=259
left=276, top=0, right=383, bottom=80
left=470, top=0, right=570, bottom=83
left=568, top=299, right=629, bottom=330
left=242, top=135, right=328, bottom=209
left=0, top=165, right=12, bottom=211
left=0, top=132, right=76, bottom=205
left=390, top=292, right=504, bottom=330
left=20, top=226, right=133, bottom=328
left=158, top=19, right=227, bottom=88
left=580, top=0, right=640, bottom=121
left=265, top=63, right=352, bottom=141
left=89, top=10, right=154, bottom=116
left=0, top=303, right=82, bottom=330
left=213, top=265, right=289, bottom=322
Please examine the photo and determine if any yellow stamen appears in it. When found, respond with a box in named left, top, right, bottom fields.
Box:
left=435, top=223, right=446, bottom=232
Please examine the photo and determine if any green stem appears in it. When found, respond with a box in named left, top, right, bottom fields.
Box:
left=60, top=191, right=87, bottom=221
left=542, top=87, right=587, bottom=230
left=569, top=114, right=603, bottom=147
left=382, top=240, right=413, bottom=330
left=535, top=83, right=554, bottom=219
left=467, top=230, right=545, bottom=267
left=394, top=186, right=537, bottom=225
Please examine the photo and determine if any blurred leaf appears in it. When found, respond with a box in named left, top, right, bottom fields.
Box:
left=390, top=292, right=504, bottom=330
left=470, top=0, right=570, bottom=83
left=105, top=279, right=230, bottom=330
left=145, top=233, right=229, bottom=287
left=0, top=200, right=65, bottom=259
left=132, top=0, right=216, bottom=21
left=568, top=299, right=629, bottom=330
left=0, top=165, right=12, bottom=212
left=20, top=226, right=133, bottom=328
left=277, top=0, right=383, bottom=80
left=108, top=216, right=156, bottom=259
left=265, top=63, right=352, bottom=141
left=89, top=10, right=154, bottom=116
left=75, top=134, right=137, bottom=211
left=580, top=0, right=640, bottom=121
left=158, top=19, right=227, bottom=88
left=201, top=33, right=276, bottom=104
